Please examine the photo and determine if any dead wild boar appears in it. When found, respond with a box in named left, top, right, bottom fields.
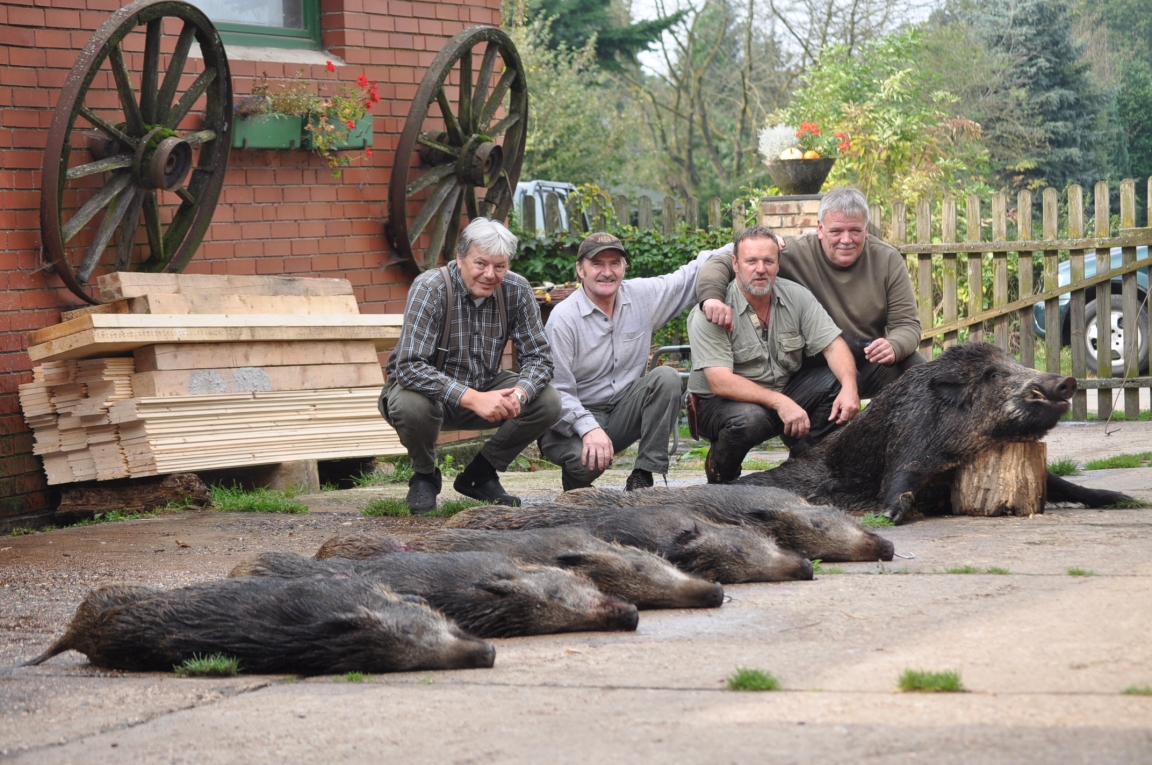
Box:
left=738, top=343, right=1132, bottom=523
left=230, top=551, right=639, bottom=638
left=23, top=577, right=495, bottom=674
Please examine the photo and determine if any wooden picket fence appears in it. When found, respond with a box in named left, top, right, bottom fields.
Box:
left=520, top=181, right=1152, bottom=421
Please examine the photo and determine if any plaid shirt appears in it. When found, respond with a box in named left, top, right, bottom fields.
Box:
left=385, top=262, right=553, bottom=405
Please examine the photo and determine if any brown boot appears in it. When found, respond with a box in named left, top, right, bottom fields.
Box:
left=704, top=447, right=740, bottom=484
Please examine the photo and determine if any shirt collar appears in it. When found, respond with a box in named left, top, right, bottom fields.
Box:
left=575, top=281, right=631, bottom=318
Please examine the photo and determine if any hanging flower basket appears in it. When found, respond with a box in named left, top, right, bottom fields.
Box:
left=763, top=158, right=837, bottom=195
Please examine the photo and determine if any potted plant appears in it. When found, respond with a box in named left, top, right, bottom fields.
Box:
left=758, top=122, right=849, bottom=195
left=232, top=63, right=379, bottom=176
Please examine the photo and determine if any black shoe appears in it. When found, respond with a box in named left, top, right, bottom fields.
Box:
left=625, top=469, right=653, bottom=491
left=406, top=469, right=442, bottom=515
left=561, top=470, right=594, bottom=492
left=453, top=473, right=521, bottom=507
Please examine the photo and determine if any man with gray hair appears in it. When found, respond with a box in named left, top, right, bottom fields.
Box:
left=696, top=186, right=924, bottom=399
left=381, top=218, right=560, bottom=513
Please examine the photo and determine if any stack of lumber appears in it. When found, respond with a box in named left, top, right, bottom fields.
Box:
left=20, top=273, right=406, bottom=485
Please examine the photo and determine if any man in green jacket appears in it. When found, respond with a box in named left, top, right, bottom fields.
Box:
left=696, top=186, right=923, bottom=399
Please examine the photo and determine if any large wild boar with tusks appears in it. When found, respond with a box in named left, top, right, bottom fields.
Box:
left=738, top=343, right=1131, bottom=523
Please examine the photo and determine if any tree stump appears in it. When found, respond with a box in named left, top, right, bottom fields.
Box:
left=951, top=442, right=1047, bottom=517
left=55, top=473, right=211, bottom=525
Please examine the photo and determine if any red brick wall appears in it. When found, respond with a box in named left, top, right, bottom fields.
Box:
left=0, top=0, right=503, bottom=525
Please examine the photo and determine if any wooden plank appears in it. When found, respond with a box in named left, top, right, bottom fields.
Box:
left=1067, top=185, right=1087, bottom=420
left=60, top=300, right=131, bottom=323
left=1043, top=188, right=1061, bottom=375
left=638, top=195, right=653, bottom=231
left=898, top=231, right=1152, bottom=255
left=29, top=312, right=402, bottom=346
left=662, top=196, right=676, bottom=236
left=98, top=272, right=354, bottom=300
left=1018, top=190, right=1035, bottom=369
left=520, top=194, right=536, bottom=231
left=30, top=326, right=402, bottom=362
left=941, top=197, right=958, bottom=349
left=730, top=199, right=745, bottom=236
left=1095, top=182, right=1113, bottom=420
left=916, top=199, right=934, bottom=358
left=1121, top=179, right=1140, bottom=417
left=132, top=364, right=384, bottom=397
left=127, top=293, right=361, bottom=315
left=708, top=197, right=723, bottom=231
left=992, top=192, right=1009, bottom=350
left=543, top=193, right=561, bottom=234
left=614, top=194, right=630, bottom=226
left=134, top=340, right=380, bottom=371
left=966, top=195, right=983, bottom=343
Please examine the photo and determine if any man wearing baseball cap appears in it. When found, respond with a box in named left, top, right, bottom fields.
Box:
left=539, top=231, right=729, bottom=491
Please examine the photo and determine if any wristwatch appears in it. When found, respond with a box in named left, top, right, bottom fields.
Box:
left=514, top=390, right=527, bottom=405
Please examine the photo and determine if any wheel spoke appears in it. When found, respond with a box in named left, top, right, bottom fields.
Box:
left=486, top=112, right=520, bottom=139
left=115, top=187, right=145, bottom=271
left=78, top=185, right=138, bottom=281
left=441, top=187, right=465, bottom=268
left=78, top=106, right=137, bottom=148
left=415, top=134, right=460, bottom=158
left=409, top=176, right=459, bottom=245
left=472, top=43, right=499, bottom=122
left=167, top=67, right=218, bottom=129
left=435, top=86, right=465, bottom=146
left=65, top=154, right=133, bottom=180
left=61, top=171, right=133, bottom=243
left=463, top=185, right=479, bottom=220
left=142, top=190, right=164, bottom=264
left=140, top=19, right=162, bottom=123
left=458, top=49, right=473, bottom=135
left=424, top=185, right=462, bottom=271
left=406, top=163, right=455, bottom=197
left=182, top=129, right=216, bottom=146
left=108, top=43, right=145, bottom=136
left=174, top=185, right=196, bottom=205
left=478, top=67, right=517, bottom=128
left=155, top=21, right=196, bottom=126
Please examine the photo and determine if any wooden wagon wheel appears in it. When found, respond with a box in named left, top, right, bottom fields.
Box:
left=41, top=0, right=232, bottom=305
left=388, top=26, right=528, bottom=274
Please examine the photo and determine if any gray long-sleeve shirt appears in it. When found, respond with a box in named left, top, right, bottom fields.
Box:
left=545, top=247, right=719, bottom=438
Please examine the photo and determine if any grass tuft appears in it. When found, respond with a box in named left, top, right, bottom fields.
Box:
left=741, top=458, right=781, bottom=471
left=73, top=509, right=156, bottom=527
left=811, top=560, right=845, bottom=576
left=335, top=671, right=368, bottom=683
left=361, top=498, right=411, bottom=517
left=985, top=566, right=1011, bottom=575
left=726, top=667, right=780, bottom=691
left=9, top=526, right=43, bottom=536
left=173, top=653, right=241, bottom=677
left=1047, top=459, right=1080, bottom=476
left=210, top=485, right=309, bottom=514
left=1067, top=567, right=1095, bottom=577
left=945, top=565, right=982, bottom=574
left=862, top=512, right=895, bottom=527
left=1122, top=685, right=1152, bottom=695
left=898, top=669, right=965, bottom=693
left=1084, top=452, right=1152, bottom=470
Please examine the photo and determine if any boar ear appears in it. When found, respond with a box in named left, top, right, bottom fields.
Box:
left=930, top=374, right=972, bottom=408
left=554, top=552, right=594, bottom=568
left=673, top=524, right=703, bottom=547
left=476, top=579, right=517, bottom=598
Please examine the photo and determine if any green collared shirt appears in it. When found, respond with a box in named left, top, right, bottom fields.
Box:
left=686, top=277, right=841, bottom=396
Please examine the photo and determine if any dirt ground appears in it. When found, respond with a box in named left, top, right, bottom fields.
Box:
left=2, top=421, right=1152, bottom=764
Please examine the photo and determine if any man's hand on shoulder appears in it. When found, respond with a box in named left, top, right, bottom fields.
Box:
left=702, top=298, right=733, bottom=332
left=863, top=338, right=897, bottom=365
left=460, top=388, right=518, bottom=423
left=581, top=427, right=615, bottom=472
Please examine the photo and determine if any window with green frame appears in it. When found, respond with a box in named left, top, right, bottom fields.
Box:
left=189, top=0, right=322, bottom=50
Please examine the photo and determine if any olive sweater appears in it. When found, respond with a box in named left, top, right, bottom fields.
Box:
left=695, top=234, right=922, bottom=362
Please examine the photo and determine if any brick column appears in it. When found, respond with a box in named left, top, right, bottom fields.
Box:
left=758, top=194, right=822, bottom=237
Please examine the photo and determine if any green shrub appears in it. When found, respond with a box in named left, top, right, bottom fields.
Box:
left=1047, top=459, right=1079, bottom=476
left=174, top=654, right=241, bottom=677
left=726, top=668, right=780, bottom=691
left=898, top=669, right=965, bottom=692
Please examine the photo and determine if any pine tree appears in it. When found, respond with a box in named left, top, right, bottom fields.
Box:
left=527, top=0, right=686, bottom=72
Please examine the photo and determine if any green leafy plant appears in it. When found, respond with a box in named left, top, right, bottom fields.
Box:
left=945, top=565, right=983, bottom=574
left=174, top=654, right=241, bottom=678
left=898, top=669, right=965, bottom=692
left=210, top=485, right=309, bottom=514
left=1084, top=452, right=1152, bottom=470
left=1047, top=459, right=1080, bottom=476
left=336, top=672, right=368, bottom=683
left=862, top=512, right=895, bottom=527
left=985, top=567, right=1011, bottom=575
left=73, top=509, right=157, bottom=527
left=1067, top=567, right=1095, bottom=577
left=726, top=667, right=781, bottom=691
left=9, top=526, right=43, bottom=536
left=1122, top=685, right=1152, bottom=695
left=811, top=559, right=845, bottom=575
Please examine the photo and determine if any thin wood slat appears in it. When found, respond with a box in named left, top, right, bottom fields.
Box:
left=544, top=192, right=562, bottom=234
left=520, top=194, right=536, bottom=232
left=1067, top=185, right=1087, bottom=420
left=1095, top=182, right=1113, bottom=419
left=966, top=195, right=983, bottom=344
left=915, top=199, right=933, bottom=358
left=662, top=196, right=677, bottom=236
left=131, top=363, right=384, bottom=397
left=1018, top=190, right=1035, bottom=369
left=98, top=272, right=354, bottom=301
left=708, top=197, right=723, bottom=231
left=992, top=192, right=1009, bottom=350
left=1121, top=180, right=1140, bottom=417
left=1043, top=188, right=1061, bottom=375
left=135, top=340, right=379, bottom=372
left=637, top=195, right=653, bottom=230
left=941, top=197, right=958, bottom=349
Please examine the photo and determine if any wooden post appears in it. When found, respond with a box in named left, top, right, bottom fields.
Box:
left=1043, top=188, right=1061, bottom=375
left=662, top=196, right=677, bottom=236
left=521, top=194, right=536, bottom=232
left=686, top=196, right=699, bottom=230
left=1121, top=180, right=1140, bottom=417
left=1067, top=185, right=1087, bottom=420
left=544, top=192, right=562, bottom=234
left=916, top=199, right=934, bottom=359
left=638, top=195, right=653, bottom=231
left=1095, top=182, right=1113, bottom=419
left=992, top=192, right=1009, bottom=351
left=869, top=203, right=883, bottom=239
left=708, top=197, right=723, bottom=231
left=942, top=197, right=959, bottom=349
left=1018, top=191, right=1035, bottom=369
left=732, top=199, right=746, bottom=236
left=951, top=442, right=1047, bottom=517
left=614, top=194, right=630, bottom=227
left=966, top=194, right=983, bottom=344
left=566, top=194, right=584, bottom=236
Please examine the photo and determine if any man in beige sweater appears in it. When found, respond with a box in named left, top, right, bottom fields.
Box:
left=695, top=186, right=923, bottom=399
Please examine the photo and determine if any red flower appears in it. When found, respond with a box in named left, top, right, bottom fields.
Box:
left=325, top=60, right=336, bottom=73
left=365, top=146, right=373, bottom=157
left=364, top=100, right=373, bottom=111
left=796, top=121, right=821, bottom=136
left=356, top=74, right=369, bottom=88
left=346, top=120, right=356, bottom=130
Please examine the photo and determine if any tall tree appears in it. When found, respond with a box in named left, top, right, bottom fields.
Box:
left=525, top=0, right=686, bottom=72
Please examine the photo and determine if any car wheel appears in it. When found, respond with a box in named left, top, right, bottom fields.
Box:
left=1085, top=295, right=1149, bottom=376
